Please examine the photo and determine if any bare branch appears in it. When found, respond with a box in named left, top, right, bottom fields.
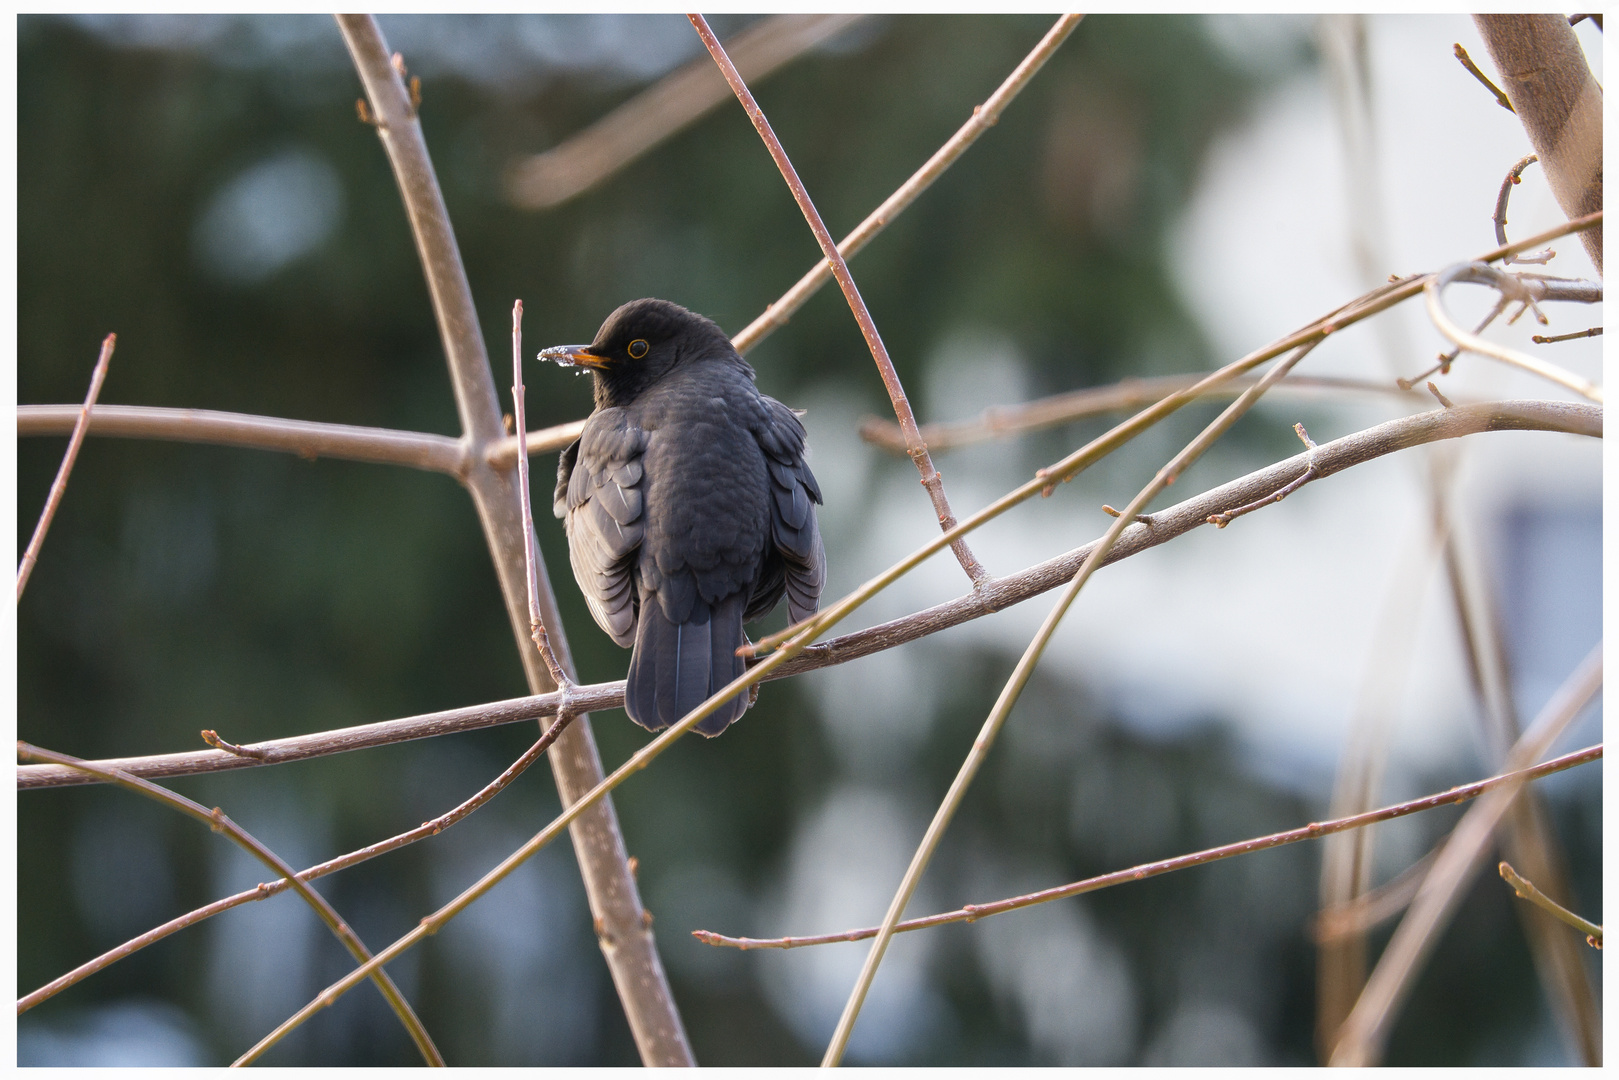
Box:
left=730, top=15, right=1084, bottom=354
left=1494, top=154, right=1555, bottom=264
left=691, top=13, right=988, bottom=585
left=20, top=399, right=1600, bottom=791
left=1329, top=644, right=1603, bottom=1066
left=335, top=15, right=690, bottom=1065
left=17, top=334, right=115, bottom=600
left=482, top=418, right=588, bottom=471
left=1452, top=42, right=1515, bottom=113
left=16, top=741, right=442, bottom=1065
left=505, top=15, right=866, bottom=210
left=690, top=745, right=1602, bottom=950
left=17, top=404, right=466, bottom=474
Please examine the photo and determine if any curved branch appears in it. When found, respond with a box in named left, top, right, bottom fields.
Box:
left=20, top=399, right=1598, bottom=790
left=18, top=404, right=467, bottom=475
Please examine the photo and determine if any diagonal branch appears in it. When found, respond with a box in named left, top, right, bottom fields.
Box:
left=19, top=399, right=1601, bottom=790
left=691, top=744, right=1602, bottom=950
left=334, top=15, right=691, bottom=1066
left=690, top=12, right=988, bottom=585
left=18, top=334, right=115, bottom=600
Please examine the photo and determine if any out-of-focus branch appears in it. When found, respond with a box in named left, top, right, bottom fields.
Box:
left=690, top=744, right=1602, bottom=950
left=335, top=16, right=691, bottom=1066
left=1473, top=15, right=1603, bottom=272
left=16, top=741, right=443, bottom=1065
left=730, top=14, right=1083, bottom=354
left=18, top=404, right=467, bottom=475
left=18, top=333, right=115, bottom=600
left=859, top=373, right=1423, bottom=454
left=1329, top=644, right=1603, bottom=1066
left=505, top=14, right=866, bottom=210
left=20, top=398, right=1600, bottom=791
left=691, top=13, right=988, bottom=585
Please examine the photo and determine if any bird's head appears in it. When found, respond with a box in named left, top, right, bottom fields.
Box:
left=538, top=298, right=748, bottom=408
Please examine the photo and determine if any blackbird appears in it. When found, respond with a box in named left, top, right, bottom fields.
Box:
left=540, top=298, right=826, bottom=737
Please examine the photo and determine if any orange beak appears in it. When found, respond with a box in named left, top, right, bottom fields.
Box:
left=537, top=344, right=611, bottom=370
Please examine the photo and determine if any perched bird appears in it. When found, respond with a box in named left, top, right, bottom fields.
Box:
left=540, top=299, right=825, bottom=736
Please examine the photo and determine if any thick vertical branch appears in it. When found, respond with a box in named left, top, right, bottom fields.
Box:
left=689, top=13, right=988, bottom=585
left=334, top=16, right=692, bottom=1066
left=1473, top=16, right=1603, bottom=273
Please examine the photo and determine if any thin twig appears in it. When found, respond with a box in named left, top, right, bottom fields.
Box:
left=15, top=741, right=442, bottom=1066
left=512, top=300, right=571, bottom=689
left=335, top=16, right=690, bottom=1065
left=1532, top=326, right=1602, bottom=344
left=690, top=12, right=987, bottom=585
left=729, top=14, right=1083, bottom=355
left=1499, top=861, right=1603, bottom=947
left=1313, top=850, right=1440, bottom=943
left=17, top=404, right=467, bottom=475
left=1494, top=155, right=1555, bottom=264
left=1206, top=422, right=1318, bottom=527
left=506, top=15, right=866, bottom=210
left=1329, top=644, right=1603, bottom=1066
left=690, top=744, right=1601, bottom=950
left=17, top=334, right=115, bottom=600
left=19, top=714, right=574, bottom=1014
left=1453, top=42, right=1515, bottom=112
left=21, top=398, right=1601, bottom=791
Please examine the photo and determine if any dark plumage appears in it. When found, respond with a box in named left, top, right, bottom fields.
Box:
left=541, top=299, right=825, bottom=736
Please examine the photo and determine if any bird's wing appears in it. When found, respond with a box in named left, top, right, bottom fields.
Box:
left=755, top=397, right=826, bottom=624
left=555, top=409, right=647, bottom=647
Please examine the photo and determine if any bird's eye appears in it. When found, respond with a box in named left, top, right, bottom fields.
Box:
left=627, top=339, right=649, bottom=359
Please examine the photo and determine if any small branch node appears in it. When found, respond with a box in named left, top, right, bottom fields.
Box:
left=1426, top=382, right=1455, bottom=409
left=1453, top=42, right=1514, bottom=112
left=1533, top=326, right=1603, bottom=344
left=355, top=98, right=383, bottom=128
left=200, top=729, right=269, bottom=760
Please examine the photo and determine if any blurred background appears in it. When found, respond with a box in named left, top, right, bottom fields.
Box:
left=15, top=14, right=1602, bottom=1066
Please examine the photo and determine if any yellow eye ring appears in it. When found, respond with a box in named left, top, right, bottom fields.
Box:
left=627, top=339, right=649, bottom=359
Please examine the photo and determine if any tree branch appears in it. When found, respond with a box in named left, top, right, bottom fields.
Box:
left=691, top=13, right=988, bottom=585
left=18, top=334, right=115, bottom=600
left=20, top=398, right=1599, bottom=790
left=18, top=403, right=467, bottom=474
left=334, top=15, right=691, bottom=1066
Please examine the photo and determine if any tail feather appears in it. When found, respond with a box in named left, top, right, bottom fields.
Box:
left=626, top=590, right=749, bottom=736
